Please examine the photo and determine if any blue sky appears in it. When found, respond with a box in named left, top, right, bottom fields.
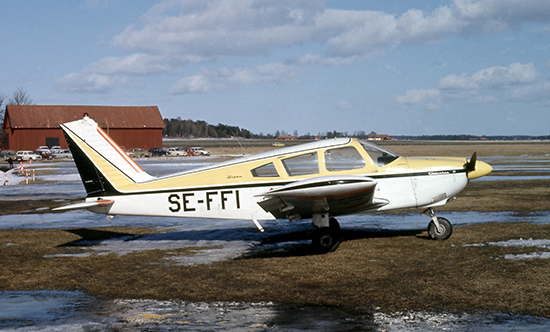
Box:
left=2, top=0, right=550, bottom=136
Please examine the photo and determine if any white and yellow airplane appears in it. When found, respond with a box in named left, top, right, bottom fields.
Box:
left=55, top=115, right=492, bottom=252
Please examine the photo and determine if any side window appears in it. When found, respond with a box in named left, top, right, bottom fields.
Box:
left=325, top=147, right=366, bottom=171
left=251, top=162, right=279, bottom=177
left=282, top=153, right=319, bottom=176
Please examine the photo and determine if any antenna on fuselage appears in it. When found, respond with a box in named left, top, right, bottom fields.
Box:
left=229, top=128, right=246, bottom=155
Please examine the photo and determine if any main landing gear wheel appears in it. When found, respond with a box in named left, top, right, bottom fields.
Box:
left=312, top=217, right=341, bottom=253
left=427, top=216, right=452, bottom=240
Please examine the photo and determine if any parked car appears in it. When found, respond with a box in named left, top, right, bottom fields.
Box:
left=167, top=147, right=188, bottom=157
left=182, top=148, right=196, bottom=156
left=3, top=151, right=16, bottom=161
left=127, top=148, right=150, bottom=158
left=190, top=147, right=211, bottom=156
left=16, top=150, right=42, bottom=161
left=148, top=147, right=168, bottom=156
left=35, top=146, right=51, bottom=154
left=51, top=149, right=72, bottom=159
left=34, top=146, right=53, bottom=159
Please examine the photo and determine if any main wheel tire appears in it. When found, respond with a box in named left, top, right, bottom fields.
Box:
left=329, top=217, right=340, bottom=232
left=312, top=228, right=340, bottom=253
left=427, top=217, right=452, bottom=240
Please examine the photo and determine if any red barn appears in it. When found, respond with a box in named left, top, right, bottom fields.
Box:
left=3, top=105, right=164, bottom=151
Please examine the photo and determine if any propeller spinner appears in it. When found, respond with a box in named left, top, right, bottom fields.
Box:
left=465, top=152, right=492, bottom=180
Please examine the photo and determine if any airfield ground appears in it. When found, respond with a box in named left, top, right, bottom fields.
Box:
left=1, top=141, right=550, bottom=318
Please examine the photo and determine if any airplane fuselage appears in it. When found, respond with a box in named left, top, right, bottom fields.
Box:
left=82, top=143, right=478, bottom=221
left=56, top=116, right=492, bottom=249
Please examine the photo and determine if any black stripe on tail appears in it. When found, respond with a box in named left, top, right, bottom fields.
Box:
left=64, top=132, right=120, bottom=197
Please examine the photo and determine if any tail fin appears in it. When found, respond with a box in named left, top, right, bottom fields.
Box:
left=61, top=115, right=155, bottom=197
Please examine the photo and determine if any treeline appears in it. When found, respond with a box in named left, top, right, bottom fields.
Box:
left=394, top=134, right=550, bottom=141
left=162, top=118, right=375, bottom=139
left=163, top=117, right=252, bottom=139
left=163, top=117, right=550, bottom=141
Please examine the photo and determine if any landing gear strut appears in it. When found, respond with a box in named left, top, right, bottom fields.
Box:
left=312, top=214, right=340, bottom=253
left=423, top=208, right=453, bottom=240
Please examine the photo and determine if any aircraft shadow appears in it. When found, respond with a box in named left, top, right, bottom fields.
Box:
left=241, top=227, right=428, bottom=259
left=58, top=227, right=428, bottom=259
left=59, top=228, right=143, bottom=247
left=58, top=227, right=262, bottom=247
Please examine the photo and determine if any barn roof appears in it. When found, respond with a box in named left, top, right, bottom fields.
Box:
left=4, top=105, right=165, bottom=129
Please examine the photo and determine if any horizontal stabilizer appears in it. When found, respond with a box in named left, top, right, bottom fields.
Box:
left=53, top=199, right=114, bottom=211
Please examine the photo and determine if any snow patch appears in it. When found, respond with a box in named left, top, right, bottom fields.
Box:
left=0, top=169, right=25, bottom=186
left=464, top=238, right=550, bottom=260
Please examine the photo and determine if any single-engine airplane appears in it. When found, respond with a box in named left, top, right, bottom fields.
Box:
left=55, top=116, right=492, bottom=252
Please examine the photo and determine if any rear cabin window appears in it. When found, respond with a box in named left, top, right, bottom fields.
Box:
left=251, top=162, right=279, bottom=177
left=325, top=147, right=366, bottom=171
left=282, top=152, right=319, bottom=176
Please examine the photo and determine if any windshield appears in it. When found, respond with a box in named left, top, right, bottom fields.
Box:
left=359, top=140, right=399, bottom=166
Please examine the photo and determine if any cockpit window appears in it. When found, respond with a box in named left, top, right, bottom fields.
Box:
left=325, top=147, right=366, bottom=171
left=282, top=152, right=319, bottom=176
left=359, top=140, right=399, bottom=166
left=251, top=162, right=279, bottom=177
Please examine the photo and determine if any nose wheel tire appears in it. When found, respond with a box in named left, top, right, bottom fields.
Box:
left=427, top=217, right=452, bottom=240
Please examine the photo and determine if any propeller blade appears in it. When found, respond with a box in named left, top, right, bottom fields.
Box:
left=465, top=152, right=477, bottom=173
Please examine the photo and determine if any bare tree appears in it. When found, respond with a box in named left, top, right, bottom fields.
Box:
left=0, top=91, right=6, bottom=118
left=8, top=87, right=33, bottom=105
left=1, top=88, right=32, bottom=149
left=0, top=91, right=7, bottom=148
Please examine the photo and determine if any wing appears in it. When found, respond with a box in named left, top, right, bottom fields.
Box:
left=256, top=175, right=388, bottom=220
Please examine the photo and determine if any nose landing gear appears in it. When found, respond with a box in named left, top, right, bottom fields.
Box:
left=423, top=208, right=453, bottom=240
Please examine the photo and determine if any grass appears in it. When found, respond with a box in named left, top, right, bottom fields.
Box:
left=2, top=223, right=550, bottom=316
left=1, top=140, right=550, bottom=317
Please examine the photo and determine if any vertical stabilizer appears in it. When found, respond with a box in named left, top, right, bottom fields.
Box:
left=61, top=116, right=156, bottom=196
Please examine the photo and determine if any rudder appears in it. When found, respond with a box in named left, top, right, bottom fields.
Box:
left=61, top=115, right=155, bottom=197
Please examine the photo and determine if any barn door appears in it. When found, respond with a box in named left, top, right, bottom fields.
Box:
left=45, top=137, right=60, bottom=148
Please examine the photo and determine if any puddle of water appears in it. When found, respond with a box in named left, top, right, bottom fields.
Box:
left=3, top=291, right=550, bottom=332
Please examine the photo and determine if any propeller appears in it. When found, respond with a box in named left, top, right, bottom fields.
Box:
left=465, top=152, right=477, bottom=173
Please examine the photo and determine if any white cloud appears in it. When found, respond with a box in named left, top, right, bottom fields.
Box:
left=396, top=62, right=540, bottom=109
left=112, top=0, right=325, bottom=57
left=169, top=74, right=212, bottom=94
left=394, top=88, right=442, bottom=110
left=169, top=62, right=299, bottom=94
left=439, top=63, right=537, bottom=90
left=88, top=54, right=175, bottom=75
left=453, top=0, right=550, bottom=29
left=55, top=73, right=129, bottom=93
left=60, top=0, right=550, bottom=93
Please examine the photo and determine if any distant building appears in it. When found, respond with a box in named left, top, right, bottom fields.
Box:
left=3, top=105, right=164, bottom=151
left=367, top=134, right=392, bottom=141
